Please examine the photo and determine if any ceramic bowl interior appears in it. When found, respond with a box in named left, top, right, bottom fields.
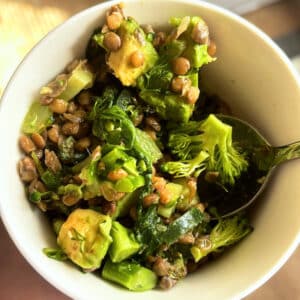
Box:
left=1, top=1, right=300, bottom=299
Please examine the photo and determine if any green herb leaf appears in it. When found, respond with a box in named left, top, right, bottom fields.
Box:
left=43, top=248, right=68, bottom=261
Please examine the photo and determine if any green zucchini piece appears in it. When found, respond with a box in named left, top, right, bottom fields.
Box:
left=102, top=260, right=157, bottom=291
left=160, top=207, right=204, bottom=245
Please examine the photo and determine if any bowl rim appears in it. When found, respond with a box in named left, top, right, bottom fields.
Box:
left=0, top=0, right=300, bottom=299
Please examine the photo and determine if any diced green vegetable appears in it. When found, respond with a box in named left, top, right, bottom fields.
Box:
left=59, top=62, right=94, bottom=101
left=113, top=189, right=141, bottom=219
left=114, top=175, right=145, bottom=193
left=160, top=207, right=205, bottom=245
left=157, top=203, right=176, bottom=218
left=22, top=101, right=53, bottom=134
left=139, top=90, right=194, bottom=122
left=101, top=147, right=131, bottom=171
left=184, top=44, right=215, bottom=69
left=134, top=128, right=162, bottom=163
left=109, top=221, right=141, bottom=263
left=102, top=260, right=157, bottom=291
left=57, top=209, right=112, bottom=270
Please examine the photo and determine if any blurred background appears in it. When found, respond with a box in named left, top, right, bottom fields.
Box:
left=0, top=0, right=299, bottom=299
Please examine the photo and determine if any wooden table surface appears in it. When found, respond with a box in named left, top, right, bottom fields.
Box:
left=1, top=1, right=300, bottom=299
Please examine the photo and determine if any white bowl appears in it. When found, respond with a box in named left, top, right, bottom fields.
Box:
left=1, top=0, right=300, bottom=299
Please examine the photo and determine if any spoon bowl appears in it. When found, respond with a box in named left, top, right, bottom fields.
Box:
left=199, top=114, right=300, bottom=217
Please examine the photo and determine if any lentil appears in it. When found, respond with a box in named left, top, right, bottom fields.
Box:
left=47, top=125, right=60, bottom=143
left=106, top=12, right=123, bottom=30
left=19, top=135, right=36, bottom=154
left=31, top=133, right=46, bottom=149
left=173, top=57, right=190, bottom=75
left=62, top=122, right=80, bottom=136
left=107, top=168, right=128, bottom=181
left=18, top=156, right=37, bottom=182
left=49, top=99, right=68, bottom=114
left=143, top=193, right=159, bottom=207
left=44, top=149, right=62, bottom=173
left=75, top=137, right=91, bottom=152
left=130, top=50, right=144, bottom=68
left=191, top=22, right=209, bottom=45
left=104, top=32, right=122, bottom=51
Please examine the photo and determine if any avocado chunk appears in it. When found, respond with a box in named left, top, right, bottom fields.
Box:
left=109, top=221, right=141, bottom=263
left=139, top=90, right=194, bottom=122
left=95, top=18, right=158, bottom=86
left=102, top=260, right=157, bottom=291
left=101, top=148, right=146, bottom=193
left=57, top=209, right=112, bottom=270
left=158, top=182, right=183, bottom=218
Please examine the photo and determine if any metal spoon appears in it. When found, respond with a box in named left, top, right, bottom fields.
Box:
left=197, top=115, right=300, bottom=218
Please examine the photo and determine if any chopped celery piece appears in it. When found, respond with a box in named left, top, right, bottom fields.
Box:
left=102, top=260, right=157, bottom=291
left=109, top=221, right=141, bottom=263
left=22, top=101, right=53, bottom=134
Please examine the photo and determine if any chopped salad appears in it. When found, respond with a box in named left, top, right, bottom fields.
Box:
left=18, top=4, right=252, bottom=291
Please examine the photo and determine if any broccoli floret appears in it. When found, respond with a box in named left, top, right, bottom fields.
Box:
left=161, top=151, right=208, bottom=178
left=167, top=114, right=248, bottom=185
left=191, top=215, right=252, bottom=262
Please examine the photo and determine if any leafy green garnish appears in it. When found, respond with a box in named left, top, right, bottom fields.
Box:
left=43, top=248, right=68, bottom=261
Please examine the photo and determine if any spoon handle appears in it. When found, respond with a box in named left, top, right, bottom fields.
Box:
left=273, top=141, right=300, bottom=166
left=253, top=141, right=300, bottom=171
